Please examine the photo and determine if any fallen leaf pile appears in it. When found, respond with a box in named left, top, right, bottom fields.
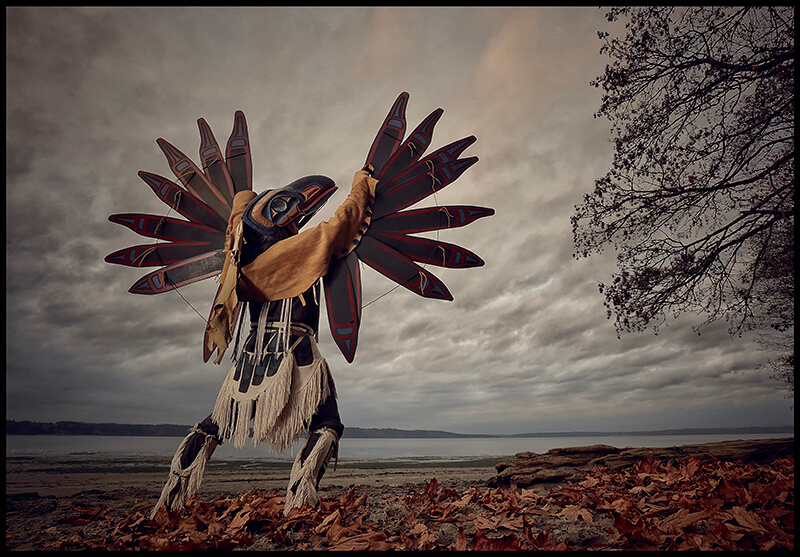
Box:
left=12, top=454, right=793, bottom=551
left=561, top=454, right=794, bottom=550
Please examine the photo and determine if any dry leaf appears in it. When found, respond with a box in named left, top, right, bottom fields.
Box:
left=472, top=515, right=498, bottom=530
left=472, top=529, right=521, bottom=551
left=657, top=508, right=714, bottom=532
left=226, top=509, right=251, bottom=533
left=314, top=509, right=342, bottom=535
left=18, top=453, right=791, bottom=552
left=455, top=527, right=468, bottom=550
left=559, top=504, right=593, bottom=522
left=728, top=506, right=767, bottom=533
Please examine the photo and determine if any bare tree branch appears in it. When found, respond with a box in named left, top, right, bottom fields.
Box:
left=573, top=6, right=794, bottom=392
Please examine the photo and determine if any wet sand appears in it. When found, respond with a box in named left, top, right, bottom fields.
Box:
left=6, top=454, right=500, bottom=500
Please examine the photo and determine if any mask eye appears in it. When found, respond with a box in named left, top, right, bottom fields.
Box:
left=270, top=197, right=289, bottom=213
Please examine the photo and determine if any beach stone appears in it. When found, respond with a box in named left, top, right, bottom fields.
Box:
left=487, top=437, right=794, bottom=489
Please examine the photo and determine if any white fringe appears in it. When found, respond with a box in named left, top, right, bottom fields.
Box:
left=251, top=352, right=295, bottom=444
left=284, top=427, right=339, bottom=516
left=253, top=299, right=292, bottom=363
left=211, top=333, right=331, bottom=453
left=253, top=301, right=271, bottom=363
left=257, top=354, right=331, bottom=451
left=211, top=353, right=293, bottom=449
left=150, top=426, right=218, bottom=519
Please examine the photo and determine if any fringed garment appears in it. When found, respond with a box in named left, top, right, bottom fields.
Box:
left=150, top=422, right=219, bottom=519
left=211, top=298, right=335, bottom=452
left=284, top=427, right=339, bottom=516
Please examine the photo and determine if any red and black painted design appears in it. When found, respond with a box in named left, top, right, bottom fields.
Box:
left=197, top=118, right=237, bottom=206
left=374, top=136, right=477, bottom=200
left=322, top=92, right=493, bottom=362
left=107, top=214, right=222, bottom=244
left=365, top=92, right=409, bottom=177
left=105, top=242, right=216, bottom=268
left=369, top=232, right=485, bottom=269
left=356, top=236, right=453, bottom=301
left=106, top=94, right=493, bottom=364
left=322, top=252, right=362, bottom=363
left=137, top=171, right=228, bottom=231
left=108, top=113, right=254, bottom=293
left=368, top=205, right=494, bottom=235
left=225, top=111, right=252, bottom=196
left=107, top=113, right=254, bottom=360
left=157, top=137, right=232, bottom=220
left=375, top=108, right=442, bottom=184
left=127, top=250, right=226, bottom=295
left=370, top=157, right=479, bottom=220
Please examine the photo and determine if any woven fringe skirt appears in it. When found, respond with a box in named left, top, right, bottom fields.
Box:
left=211, top=333, right=333, bottom=452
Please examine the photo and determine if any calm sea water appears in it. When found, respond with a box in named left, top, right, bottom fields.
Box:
left=6, top=433, right=792, bottom=465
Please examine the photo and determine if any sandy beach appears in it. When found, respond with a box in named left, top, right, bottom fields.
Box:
left=6, top=455, right=504, bottom=550
left=6, top=442, right=794, bottom=551
left=6, top=454, right=499, bottom=499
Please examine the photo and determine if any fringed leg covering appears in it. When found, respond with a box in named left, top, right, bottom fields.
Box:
left=150, top=423, right=220, bottom=519
left=284, top=427, right=339, bottom=516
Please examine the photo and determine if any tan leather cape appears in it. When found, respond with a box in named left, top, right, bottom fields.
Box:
left=205, top=167, right=378, bottom=364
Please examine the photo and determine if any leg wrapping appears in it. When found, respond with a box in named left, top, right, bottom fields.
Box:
left=150, top=422, right=220, bottom=519
left=283, top=427, right=339, bottom=516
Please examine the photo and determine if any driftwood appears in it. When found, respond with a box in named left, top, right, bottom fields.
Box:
left=488, top=437, right=794, bottom=489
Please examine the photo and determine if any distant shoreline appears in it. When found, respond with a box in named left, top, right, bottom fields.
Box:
left=5, top=420, right=793, bottom=439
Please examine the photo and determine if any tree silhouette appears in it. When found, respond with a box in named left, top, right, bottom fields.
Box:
left=572, top=7, right=793, bottom=391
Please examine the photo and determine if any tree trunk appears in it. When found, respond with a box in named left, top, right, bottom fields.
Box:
left=488, top=437, right=794, bottom=489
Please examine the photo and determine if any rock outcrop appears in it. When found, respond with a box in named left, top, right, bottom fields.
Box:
left=487, top=437, right=794, bottom=489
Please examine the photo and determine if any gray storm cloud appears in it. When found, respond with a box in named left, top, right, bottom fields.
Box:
left=6, top=7, right=792, bottom=434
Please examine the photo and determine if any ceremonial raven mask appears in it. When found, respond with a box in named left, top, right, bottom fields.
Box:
left=242, top=176, right=338, bottom=238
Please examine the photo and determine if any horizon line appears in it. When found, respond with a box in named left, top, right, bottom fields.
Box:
left=5, top=419, right=794, bottom=438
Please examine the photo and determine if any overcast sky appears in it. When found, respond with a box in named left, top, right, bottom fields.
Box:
left=6, top=7, right=793, bottom=436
